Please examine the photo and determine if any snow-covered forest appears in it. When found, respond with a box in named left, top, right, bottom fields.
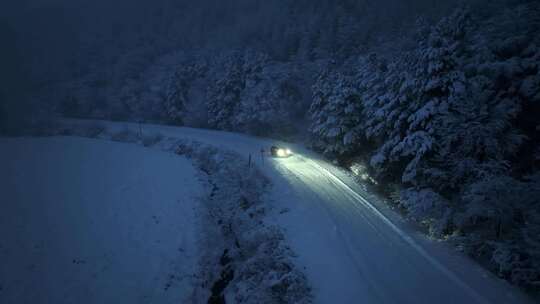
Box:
left=1, top=0, right=539, bottom=295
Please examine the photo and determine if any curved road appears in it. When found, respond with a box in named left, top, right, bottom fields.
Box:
left=271, top=154, right=524, bottom=303
left=67, top=120, right=534, bottom=304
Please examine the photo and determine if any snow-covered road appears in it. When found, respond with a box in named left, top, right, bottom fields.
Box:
left=58, top=120, right=534, bottom=303
left=271, top=154, right=519, bottom=303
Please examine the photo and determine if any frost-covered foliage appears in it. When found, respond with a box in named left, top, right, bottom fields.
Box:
left=365, top=8, right=472, bottom=185
left=40, top=122, right=313, bottom=303
left=55, top=48, right=306, bottom=137
left=204, top=50, right=306, bottom=137
left=400, top=188, right=452, bottom=237
left=49, top=47, right=308, bottom=138
left=165, top=59, right=208, bottom=124
left=455, top=174, right=540, bottom=288
left=173, top=140, right=312, bottom=303
left=235, top=62, right=304, bottom=137
left=34, top=0, right=453, bottom=137
left=309, top=67, right=362, bottom=157
left=52, top=49, right=185, bottom=122
left=205, top=52, right=245, bottom=130
left=308, top=3, right=540, bottom=292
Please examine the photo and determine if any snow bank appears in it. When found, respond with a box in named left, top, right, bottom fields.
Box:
left=169, top=140, right=312, bottom=304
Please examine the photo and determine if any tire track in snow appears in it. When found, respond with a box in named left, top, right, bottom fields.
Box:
left=299, top=156, right=491, bottom=304
left=271, top=158, right=393, bottom=303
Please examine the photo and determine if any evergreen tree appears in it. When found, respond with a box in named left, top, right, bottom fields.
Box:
left=236, top=61, right=300, bottom=136
left=368, top=8, right=472, bottom=184
left=206, top=51, right=246, bottom=130
left=309, top=67, right=362, bottom=158
left=165, top=61, right=207, bottom=124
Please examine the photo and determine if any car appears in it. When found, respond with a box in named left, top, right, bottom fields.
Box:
left=270, top=145, right=293, bottom=158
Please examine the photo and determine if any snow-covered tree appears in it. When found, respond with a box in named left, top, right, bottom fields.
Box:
left=206, top=51, right=246, bottom=130
left=165, top=60, right=207, bottom=124
left=235, top=61, right=302, bottom=137
left=400, top=188, right=452, bottom=237
left=454, top=173, right=540, bottom=287
left=367, top=8, right=472, bottom=185
left=309, top=65, right=364, bottom=158
left=206, top=50, right=275, bottom=132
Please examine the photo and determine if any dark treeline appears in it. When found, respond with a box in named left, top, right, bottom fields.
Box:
left=310, top=5, right=540, bottom=293
left=2, top=0, right=539, bottom=294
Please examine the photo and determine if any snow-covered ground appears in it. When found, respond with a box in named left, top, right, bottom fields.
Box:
left=0, top=137, right=202, bottom=304
left=3, top=119, right=536, bottom=304
left=54, top=119, right=535, bottom=304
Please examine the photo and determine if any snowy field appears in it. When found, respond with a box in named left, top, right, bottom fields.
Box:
left=0, top=137, right=202, bottom=304
left=43, top=119, right=533, bottom=304
left=1, top=119, right=536, bottom=304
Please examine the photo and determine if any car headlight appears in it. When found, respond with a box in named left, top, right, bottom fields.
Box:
left=285, top=149, right=292, bottom=155
left=277, top=148, right=287, bottom=157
